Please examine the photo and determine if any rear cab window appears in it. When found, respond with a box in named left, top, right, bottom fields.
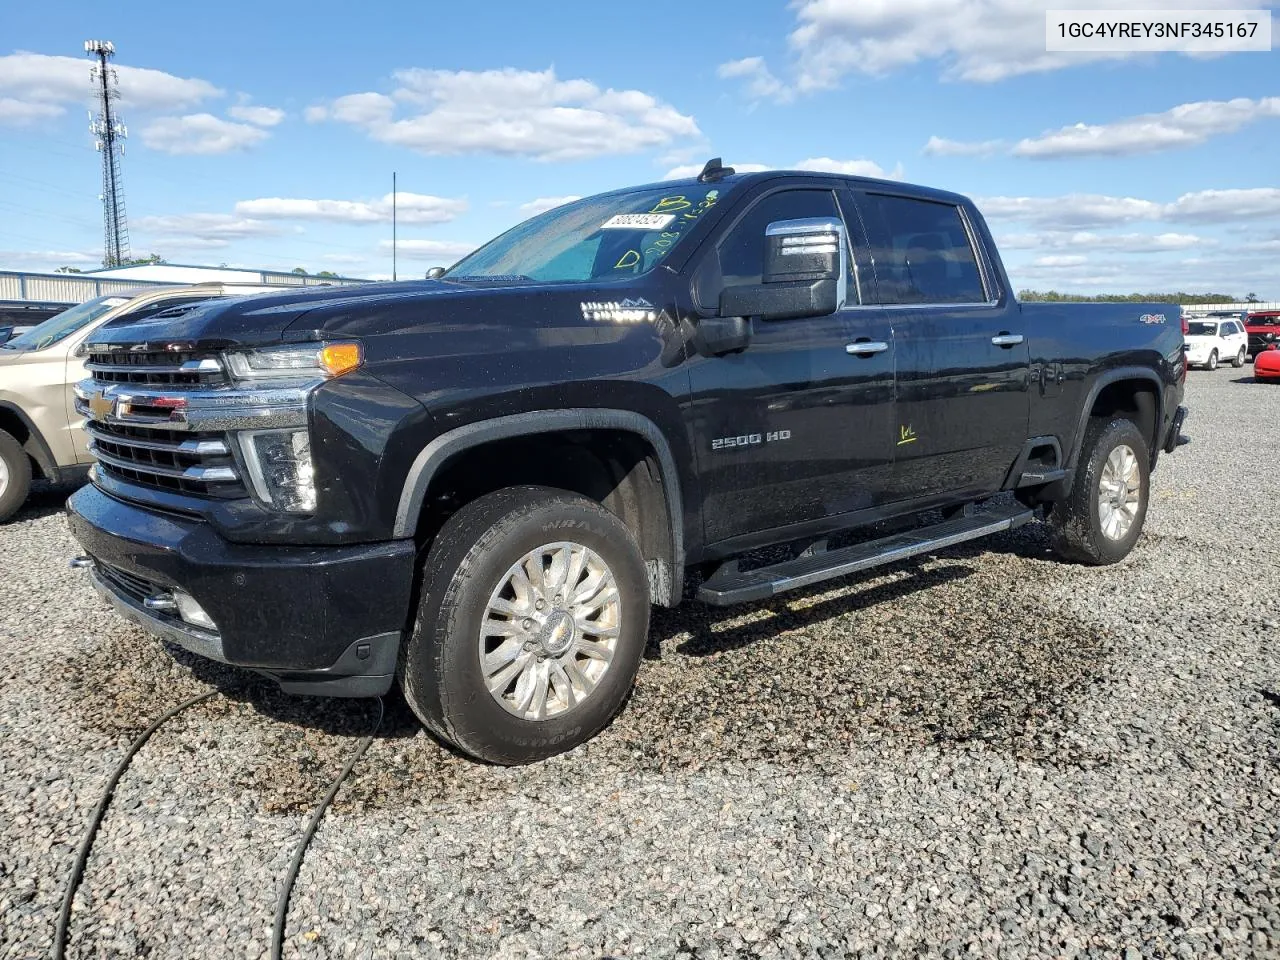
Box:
left=855, top=193, right=990, bottom=306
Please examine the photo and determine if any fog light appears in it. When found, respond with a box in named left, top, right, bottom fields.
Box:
left=174, top=590, right=217, bottom=631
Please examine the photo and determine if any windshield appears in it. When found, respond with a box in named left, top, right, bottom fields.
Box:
left=447, top=184, right=726, bottom=283
left=1186, top=321, right=1218, bottom=336
left=1, top=296, right=127, bottom=351
left=1248, top=315, right=1279, bottom=326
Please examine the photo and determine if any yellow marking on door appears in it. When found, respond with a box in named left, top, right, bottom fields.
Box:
left=898, top=425, right=918, bottom=445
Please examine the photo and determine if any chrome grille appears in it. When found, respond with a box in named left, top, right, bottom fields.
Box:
left=82, top=419, right=245, bottom=498
left=86, top=349, right=227, bottom=387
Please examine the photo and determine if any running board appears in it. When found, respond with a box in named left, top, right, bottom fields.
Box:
left=697, top=504, right=1035, bottom=606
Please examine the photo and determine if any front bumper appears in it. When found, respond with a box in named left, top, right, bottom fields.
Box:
left=66, top=484, right=417, bottom=696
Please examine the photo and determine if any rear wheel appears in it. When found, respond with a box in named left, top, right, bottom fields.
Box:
left=0, top=429, right=33, bottom=523
left=1233, top=347, right=1246, bottom=368
left=400, top=485, right=651, bottom=764
left=1206, top=349, right=1218, bottom=371
left=1050, top=418, right=1149, bottom=566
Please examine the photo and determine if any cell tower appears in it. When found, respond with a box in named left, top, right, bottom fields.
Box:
left=85, top=40, right=131, bottom=267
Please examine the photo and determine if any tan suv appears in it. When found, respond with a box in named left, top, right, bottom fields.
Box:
left=0, top=283, right=285, bottom=521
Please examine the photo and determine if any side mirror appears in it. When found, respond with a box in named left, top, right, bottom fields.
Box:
left=0, top=326, right=13, bottom=344
left=425, top=267, right=447, bottom=280
left=719, top=217, right=846, bottom=321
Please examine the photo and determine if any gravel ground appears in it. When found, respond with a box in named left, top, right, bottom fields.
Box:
left=1, top=368, right=1277, bottom=960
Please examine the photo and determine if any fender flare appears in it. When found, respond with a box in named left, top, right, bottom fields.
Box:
left=0, top=400, right=59, bottom=480
left=393, top=407, right=685, bottom=586
left=1066, top=367, right=1164, bottom=472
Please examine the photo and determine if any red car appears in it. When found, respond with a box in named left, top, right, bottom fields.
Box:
left=1245, top=310, right=1280, bottom=360
left=1256, top=344, right=1280, bottom=381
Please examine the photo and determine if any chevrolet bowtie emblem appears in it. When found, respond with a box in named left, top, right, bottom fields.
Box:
left=88, top=391, right=114, bottom=422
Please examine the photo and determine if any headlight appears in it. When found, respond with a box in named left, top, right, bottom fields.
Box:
left=237, top=428, right=316, bottom=513
left=225, top=341, right=362, bottom=380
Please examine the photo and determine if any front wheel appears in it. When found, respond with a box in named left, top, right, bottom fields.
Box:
left=1233, top=347, right=1247, bottom=368
left=1206, top=349, right=1218, bottom=371
left=400, top=486, right=651, bottom=764
left=1050, top=418, right=1150, bottom=566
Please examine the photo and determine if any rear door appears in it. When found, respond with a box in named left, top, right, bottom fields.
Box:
left=685, top=182, right=896, bottom=548
left=852, top=190, right=1030, bottom=502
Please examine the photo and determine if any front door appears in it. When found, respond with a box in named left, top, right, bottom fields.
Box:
left=853, top=190, right=1030, bottom=501
left=685, top=184, right=897, bottom=548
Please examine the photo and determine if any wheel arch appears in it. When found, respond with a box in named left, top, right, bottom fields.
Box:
left=1067, top=368, right=1162, bottom=475
left=394, top=409, right=684, bottom=605
left=0, top=401, right=59, bottom=481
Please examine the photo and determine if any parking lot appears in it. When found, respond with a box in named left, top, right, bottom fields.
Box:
left=0, top=367, right=1276, bottom=960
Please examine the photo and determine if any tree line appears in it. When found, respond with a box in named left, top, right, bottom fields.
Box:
left=1018, top=290, right=1263, bottom=304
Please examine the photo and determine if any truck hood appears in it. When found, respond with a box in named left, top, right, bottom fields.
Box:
left=83, top=280, right=463, bottom=350
left=81, top=277, right=673, bottom=352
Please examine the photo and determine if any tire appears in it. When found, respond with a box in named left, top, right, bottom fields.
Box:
left=1233, top=347, right=1246, bottom=368
left=400, top=485, right=651, bottom=764
left=1206, top=349, right=1218, bottom=371
left=0, top=428, right=33, bottom=523
left=1050, top=417, right=1150, bottom=566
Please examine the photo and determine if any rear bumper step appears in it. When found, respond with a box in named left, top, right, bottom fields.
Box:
left=697, top=503, right=1034, bottom=606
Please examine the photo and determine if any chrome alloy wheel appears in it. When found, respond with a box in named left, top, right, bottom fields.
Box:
left=0, top=454, right=8, bottom=498
left=478, top=541, right=622, bottom=721
left=1098, top=444, right=1141, bottom=541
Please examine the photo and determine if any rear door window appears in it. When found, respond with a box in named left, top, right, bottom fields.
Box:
left=858, top=194, right=988, bottom=305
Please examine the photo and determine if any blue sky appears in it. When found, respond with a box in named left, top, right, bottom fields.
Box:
left=1, top=0, right=1277, bottom=295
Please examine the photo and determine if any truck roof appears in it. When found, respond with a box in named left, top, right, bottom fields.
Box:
left=636, top=169, right=974, bottom=208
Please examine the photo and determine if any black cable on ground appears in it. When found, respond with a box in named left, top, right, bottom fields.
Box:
left=54, top=689, right=219, bottom=960
left=270, top=696, right=384, bottom=960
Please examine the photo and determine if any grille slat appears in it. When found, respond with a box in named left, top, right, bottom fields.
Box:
left=86, top=350, right=228, bottom=388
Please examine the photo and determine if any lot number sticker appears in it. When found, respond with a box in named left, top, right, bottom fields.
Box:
left=601, top=213, right=676, bottom=230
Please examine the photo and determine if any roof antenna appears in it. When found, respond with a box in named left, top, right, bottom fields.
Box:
left=697, top=157, right=735, bottom=183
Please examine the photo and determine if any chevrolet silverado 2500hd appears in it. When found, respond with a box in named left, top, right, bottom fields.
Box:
left=66, top=162, right=1188, bottom=764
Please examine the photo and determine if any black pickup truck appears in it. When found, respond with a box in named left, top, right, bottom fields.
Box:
left=66, top=161, right=1188, bottom=764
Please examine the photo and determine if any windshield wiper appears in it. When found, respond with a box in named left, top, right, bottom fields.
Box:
left=447, top=274, right=536, bottom=283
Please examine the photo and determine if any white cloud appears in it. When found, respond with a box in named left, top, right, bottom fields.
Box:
left=1014, top=96, right=1280, bottom=158
left=995, top=230, right=1206, bottom=253
left=732, top=0, right=1274, bottom=96
left=0, top=52, right=220, bottom=123
left=716, top=57, right=789, bottom=101
left=134, top=213, right=288, bottom=240
left=377, top=239, right=477, bottom=262
left=235, top=192, right=467, bottom=225
left=519, top=196, right=581, bottom=215
left=663, top=158, right=902, bottom=180
left=978, top=194, right=1166, bottom=228
left=982, top=188, right=1280, bottom=230
left=141, top=113, right=269, bottom=154
left=309, top=67, right=699, bottom=161
left=0, top=249, right=100, bottom=271
left=0, top=97, right=63, bottom=124
left=1032, top=255, right=1089, bottom=268
left=227, top=103, right=285, bottom=127
left=796, top=156, right=904, bottom=179
left=923, top=135, right=1005, bottom=157
left=1166, top=187, right=1280, bottom=222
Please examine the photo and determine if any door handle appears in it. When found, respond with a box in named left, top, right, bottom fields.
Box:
left=991, top=333, right=1024, bottom=347
left=846, top=340, right=889, bottom=356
